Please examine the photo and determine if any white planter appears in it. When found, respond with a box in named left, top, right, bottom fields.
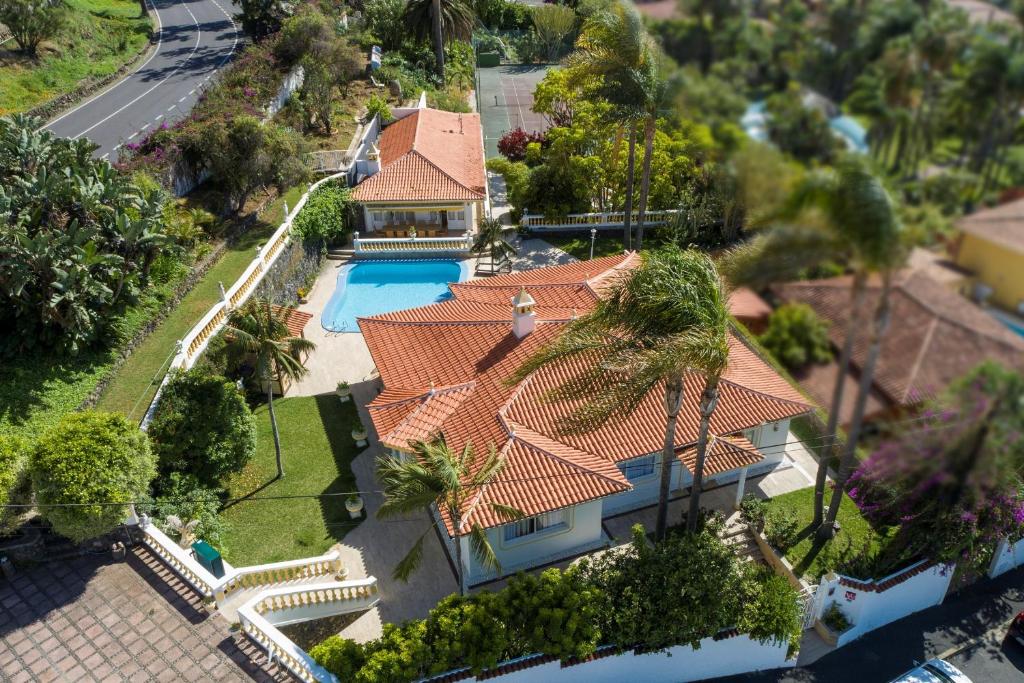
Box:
left=337, top=386, right=351, bottom=403
left=352, top=428, right=368, bottom=447
left=345, top=496, right=364, bottom=519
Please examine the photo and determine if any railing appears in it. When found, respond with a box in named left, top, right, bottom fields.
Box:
left=219, top=550, right=344, bottom=602
left=353, top=232, right=473, bottom=254
left=237, top=579, right=380, bottom=683
left=521, top=209, right=682, bottom=231
left=306, top=150, right=352, bottom=174
left=139, top=522, right=219, bottom=599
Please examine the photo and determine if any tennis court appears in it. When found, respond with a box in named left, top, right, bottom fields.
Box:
left=477, top=64, right=551, bottom=158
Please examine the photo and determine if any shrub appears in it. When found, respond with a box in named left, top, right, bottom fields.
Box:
left=739, top=565, right=804, bottom=656
left=759, top=303, right=832, bottom=371
left=32, top=412, right=156, bottom=542
left=310, top=636, right=367, bottom=680
left=739, top=494, right=769, bottom=532
left=501, top=568, right=601, bottom=660
left=764, top=508, right=799, bottom=551
left=147, top=369, right=257, bottom=488
left=293, top=183, right=353, bottom=244
left=138, top=473, right=227, bottom=546
left=475, top=0, right=531, bottom=30
left=0, top=0, right=65, bottom=57
left=366, top=93, right=393, bottom=122
left=0, top=436, right=31, bottom=534
left=822, top=603, right=852, bottom=633
left=497, top=127, right=547, bottom=162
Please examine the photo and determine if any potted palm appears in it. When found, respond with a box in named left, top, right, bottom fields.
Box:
left=336, top=381, right=351, bottom=403
left=345, top=494, right=364, bottom=519
left=352, top=422, right=368, bottom=447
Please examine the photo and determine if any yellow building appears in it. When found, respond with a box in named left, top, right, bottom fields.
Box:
left=954, top=197, right=1024, bottom=314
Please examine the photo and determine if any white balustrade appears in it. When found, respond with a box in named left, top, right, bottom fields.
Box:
left=139, top=523, right=219, bottom=599
left=521, top=209, right=682, bottom=231
left=218, top=550, right=344, bottom=602
left=353, top=235, right=472, bottom=253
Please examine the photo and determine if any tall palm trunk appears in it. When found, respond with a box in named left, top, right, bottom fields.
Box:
left=635, top=116, right=656, bottom=251
left=654, top=375, right=684, bottom=540
left=823, top=271, right=893, bottom=530
left=686, top=374, right=721, bottom=533
left=432, top=0, right=445, bottom=81
left=267, top=385, right=284, bottom=479
left=813, top=271, right=867, bottom=535
left=622, top=124, right=637, bottom=251
left=452, top=507, right=466, bottom=595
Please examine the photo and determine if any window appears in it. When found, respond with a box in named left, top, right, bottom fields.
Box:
left=452, top=210, right=465, bottom=222
left=622, top=454, right=656, bottom=481
left=503, top=510, right=566, bottom=541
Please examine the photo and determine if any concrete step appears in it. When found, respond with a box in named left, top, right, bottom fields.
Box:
left=326, top=250, right=355, bottom=261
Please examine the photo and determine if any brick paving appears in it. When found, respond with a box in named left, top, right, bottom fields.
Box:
left=0, top=546, right=295, bottom=682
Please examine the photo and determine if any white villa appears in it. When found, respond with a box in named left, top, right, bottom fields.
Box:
left=359, top=254, right=813, bottom=586
left=351, top=107, right=486, bottom=238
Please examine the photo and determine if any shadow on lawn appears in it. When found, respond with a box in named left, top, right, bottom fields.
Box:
left=315, top=391, right=364, bottom=545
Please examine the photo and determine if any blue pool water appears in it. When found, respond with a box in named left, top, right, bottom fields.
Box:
left=741, top=101, right=869, bottom=154
left=992, top=310, right=1024, bottom=338
left=322, top=260, right=468, bottom=332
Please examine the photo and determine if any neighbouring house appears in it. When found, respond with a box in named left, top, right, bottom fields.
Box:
left=351, top=107, right=486, bottom=238
left=953, top=197, right=1024, bottom=314
left=728, top=287, right=773, bottom=334
left=774, top=269, right=1024, bottom=427
left=359, top=254, right=813, bottom=585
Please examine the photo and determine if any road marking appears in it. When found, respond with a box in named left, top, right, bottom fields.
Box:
left=155, top=114, right=163, bottom=121
left=140, top=123, right=150, bottom=131
left=44, top=0, right=165, bottom=129
left=101, top=153, right=109, bottom=160
left=178, top=96, right=187, bottom=103
left=61, top=0, right=203, bottom=140
left=167, top=105, right=176, bottom=112
left=934, top=620, right=1013, bottom=660
left=128, top=132, right=138, bottom=139
left=188, top=89, right=195, bottom=95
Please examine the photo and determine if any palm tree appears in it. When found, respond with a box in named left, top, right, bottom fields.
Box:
left=634, top=57, right=683, bottom=251
left=512, top=247, right=730, bottom=540
left=402, top=0, right=475, bottom=81
left=724, top=156, right=902, bottom=537
left=471, top=217, right=516, bottom=273
left=226, top=299, right=316, bottom=479
left=570, top=1, right=654, bottom=250
left=376, top=439, right=522, bottom=595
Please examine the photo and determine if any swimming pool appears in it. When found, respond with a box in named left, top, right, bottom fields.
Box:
left=322, top=260, right=469, bottom=332
left=990, top=309, right=1024, bottom=338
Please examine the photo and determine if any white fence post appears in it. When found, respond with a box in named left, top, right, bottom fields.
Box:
left=354, top=232, right=362, bottom=253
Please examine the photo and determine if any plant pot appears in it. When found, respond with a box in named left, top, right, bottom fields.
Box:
left=336, top=386, right=351, bottom=403
left=352, top=428, right=368, bottom=447
left=345, top=496, right=364, bottom=519
left=298, top=296, right=309, bottom=305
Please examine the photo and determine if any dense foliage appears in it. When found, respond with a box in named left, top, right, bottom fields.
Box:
left=759, top=303, right=833, bottom=371
left=31, top=411, right=155, bottom=542
left=0, top=0, right=66, bottom=56
left=848, top=362, right=1024, bottom=576
left=0, top=116, right=170, bottom=355
left=497, top=127, right=547, bottom=162
left=292, top=183, right=353, bottom=244
left=0, top=436, right=30, bottom=533
left=138, top=472, right=228, bottom=546
left=146, top=369, right=256, bottom=489
left=311, top=522, right=801, bottom=681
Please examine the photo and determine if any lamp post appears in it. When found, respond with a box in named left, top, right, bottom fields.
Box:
left=589, top=228, right=597, bottom=260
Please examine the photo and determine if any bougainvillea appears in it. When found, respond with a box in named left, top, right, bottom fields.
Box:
left=497, top=127, right=547, bottom=162
left=848, top=361, right=1024, bottom=577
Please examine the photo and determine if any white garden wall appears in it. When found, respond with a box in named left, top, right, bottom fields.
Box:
left=989, top=537, right=1024, bottom=578
left=814, top=561, right=954, bottom=647
left=424, top=633, right=793, bottom=683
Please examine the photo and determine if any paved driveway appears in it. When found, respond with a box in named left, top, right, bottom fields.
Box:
left=0, top=548, right=289, bottom=682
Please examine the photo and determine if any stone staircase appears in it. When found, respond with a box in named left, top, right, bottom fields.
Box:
left=326, top=247, right=355, bottom=261
left=721, top=514, right=764, bottom=564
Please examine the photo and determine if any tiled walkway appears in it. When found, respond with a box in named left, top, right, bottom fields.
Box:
left=0, top=547, right=292, bottom=683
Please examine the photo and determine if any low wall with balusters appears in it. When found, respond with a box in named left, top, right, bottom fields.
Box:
left=521, top=209, right=682, bottom=232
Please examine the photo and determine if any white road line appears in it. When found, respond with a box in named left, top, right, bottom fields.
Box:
left=114, top=144, right=121, bottom=150
left=101, top=153, right=110, bottom=160
left=44, top=0, right=165, bottom=129
left=155, top=114, right=163, bottom=121
left=178, top=96, right=187, bottom=103
left=188, top=89, right=195, bottom=95
left=140, top=123, right=150, bottom=131
left=167, top=105, right=176, bottom=112
left=64, top=0, right=203, bottom=140
left=128, top=132, right=138, bottom=139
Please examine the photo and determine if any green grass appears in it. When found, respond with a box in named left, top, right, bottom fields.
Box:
left=542, top=233, right=635, bottom=260
left=218, top=394, right=363, bottom=565
left=0, top=0, right=151, bottom=115
left=95, top=185, right=307, bottom=419
left=765, top=487, right=894, bottom=582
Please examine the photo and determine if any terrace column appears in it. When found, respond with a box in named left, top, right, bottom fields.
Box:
left=734, top=466, right=749, bottom=510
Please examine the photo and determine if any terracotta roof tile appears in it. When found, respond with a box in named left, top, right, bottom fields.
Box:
left=361, top=253, right=812, bottom=534
left=678, top=435, right=763, bottom=477
left=353, top=108, right=485, bottom=203
left=728, top=287, right=772, bottom=322
left=269, top=305, right=312, bottom=338
left=956, top=196, right=1024, bottom=255
left=775, top=270, right=1024, bottom=406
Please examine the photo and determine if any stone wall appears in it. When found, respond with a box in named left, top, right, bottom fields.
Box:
left=255, top=239, right=325, bottom=306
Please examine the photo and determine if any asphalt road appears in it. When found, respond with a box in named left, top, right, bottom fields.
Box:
left=44, top=0, right=239, bottom=160
left=711, top=566, right=1024, bottom=682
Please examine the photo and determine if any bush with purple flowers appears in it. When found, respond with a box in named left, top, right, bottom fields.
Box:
left=848, top=361, right=1024, bottom=578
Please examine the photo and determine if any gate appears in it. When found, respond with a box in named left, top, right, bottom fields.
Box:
left=799, top=584, right=820, bottom=630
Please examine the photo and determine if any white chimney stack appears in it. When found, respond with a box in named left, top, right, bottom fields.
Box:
left=366, top=143, right=381, bottom=176
left=511, top=288, right=536, bottom=339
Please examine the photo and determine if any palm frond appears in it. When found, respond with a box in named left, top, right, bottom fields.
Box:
left=468, top=523, right=501, bottom=573
left=392, top=531, right=430, bottom=583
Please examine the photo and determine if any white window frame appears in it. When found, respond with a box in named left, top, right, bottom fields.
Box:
left=502, top=509, right=567, bottom=542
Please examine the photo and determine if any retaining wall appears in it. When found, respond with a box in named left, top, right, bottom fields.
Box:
left=989, top=537, right=1024, bottom=579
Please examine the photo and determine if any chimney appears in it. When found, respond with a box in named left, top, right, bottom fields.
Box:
left=366, top=142, right=381, bottom=176
left=511, top=288, right=536, bottom=339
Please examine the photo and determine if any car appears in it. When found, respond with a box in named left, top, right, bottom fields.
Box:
left=1007, top=610, right=1024, bottom=650
left=888, top=658, right=973, bottom=683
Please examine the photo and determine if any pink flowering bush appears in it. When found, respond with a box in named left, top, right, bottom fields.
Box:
left=848, top=362, right=1024, bottom=578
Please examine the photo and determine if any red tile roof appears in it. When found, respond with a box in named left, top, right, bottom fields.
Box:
left=957, top=196, right=1024, bottom=255
left=269, top=305, right=312, bottom=338
left=678, top=435, right=763, bottom=477
left=775, top=270, right=1024, bottom=406
left=361, top=252, right=812, bottom=534
left=352, top=108, right=486, bottom=203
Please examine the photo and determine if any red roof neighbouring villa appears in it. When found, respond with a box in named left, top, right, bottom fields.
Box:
left=352, top=108, right=486, bottom=203
left=360, top=253, right=812, bottom=535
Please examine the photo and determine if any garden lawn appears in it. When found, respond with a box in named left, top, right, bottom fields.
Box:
left=543, top=234, right=629, bottom=260
left=95, top=186, right=306, bottom=419
left=764, top=486, right=894, bottom=581
left=218, top=394, right=362, bottom=566
left=0, top=0, right=151, bottom=115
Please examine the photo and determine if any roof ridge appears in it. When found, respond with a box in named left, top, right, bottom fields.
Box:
left=506, top=422, right=629, bottom=489
left=718, top=376, right=813, bottom=411
left=409, top=149, right=482, bottom=197
left=359, top=317, right=511, bottom=328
